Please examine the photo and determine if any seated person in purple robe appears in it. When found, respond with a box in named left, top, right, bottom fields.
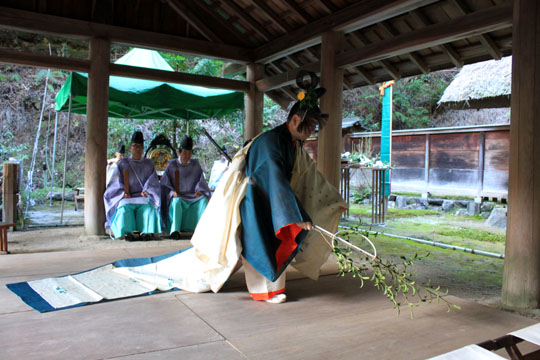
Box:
left=104, top=131, right=162, bottom=240
left=161, top=135, right=211, bottom=238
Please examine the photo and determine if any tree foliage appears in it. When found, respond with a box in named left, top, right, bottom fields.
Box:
left=343, top=72, right=455, bottom=130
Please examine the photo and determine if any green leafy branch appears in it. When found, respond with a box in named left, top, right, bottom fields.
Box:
left=332, top=235, right=461, bottom=318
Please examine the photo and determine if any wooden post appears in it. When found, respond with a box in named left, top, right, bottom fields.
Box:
left=245, top=63, right=264, bottom=142
left=502, top=0, right=540, bottom=309
left=84, top=38, right=110, bottom=236
left=2, top=162, right=19, bottom=229
left=318, top=31, right=344, bottom=188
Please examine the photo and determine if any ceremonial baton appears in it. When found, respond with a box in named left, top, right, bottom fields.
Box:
left=202, top=128, right=232, bottom=163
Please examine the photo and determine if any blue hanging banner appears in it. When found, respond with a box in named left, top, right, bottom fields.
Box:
left=379, top=81, right=394, bottom=196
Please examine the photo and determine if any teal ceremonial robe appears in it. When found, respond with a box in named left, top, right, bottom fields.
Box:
left=240, top=123, right=311, bottom=282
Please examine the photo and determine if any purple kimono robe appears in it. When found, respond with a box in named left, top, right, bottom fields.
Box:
left=104, top=157, right=161, bottom=229
left=160, top=158, right=211, bottom=224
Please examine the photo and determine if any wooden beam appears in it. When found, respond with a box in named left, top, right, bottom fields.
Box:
left=254, top=0, right=439, bottom=63
left=349, top=31, right=403, bottom=80
left=378, top=22, right=429, bottom=74
left=336, top=4, right=512, bottom=68
left=109, top=64, right=250, bottom=92
left=257, top=4, right=510, bottom=91
left=450, top=0, right=503, bottom=60
left=0, top=6, right=253, bottom=63
left=256, top=61, right=320, bottom=91
left=0, top=48, right=90, bottom=72
left=0, top=48, right=249, bottom=92
left=409, top=9, right=464, bottom=68
left=166, top=0, right=223, bottom=43
left=223, top=63, right=246, bottom=77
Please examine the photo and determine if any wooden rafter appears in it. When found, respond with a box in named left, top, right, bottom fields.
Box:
left=254, top=0, right=440, bottom=63
left=349, top=32, right=401, bottom=81
left=317, top=0, right=339, bottom=13
left=336, top=4, right=511, bottom=69
left=409, top=9, right=464, bottom=68
left=0, top=6, right=253, bottom=63
left=166, top=0, right=223, bottom=43
left=266, top=90, right=292, bottom=109
left=450, top=0, right=503, bottom=60
left=251, top=0, right=292, bottom=33
left=258, top=3, right=511, bottom=91
left=224, top=63, right=246, bottom=77
left=379, top=60, right=401, bottom=80
left=281, top=0, right=312, bottom=24
left=222, top=0, right=272, bottom=41
left=377, top=22, right=429, bottom=74
left=192, top=1, right=249, bottom=45
left=351, top=66, right=375, bottom=86
left=257, top=61, right=320, bottom=91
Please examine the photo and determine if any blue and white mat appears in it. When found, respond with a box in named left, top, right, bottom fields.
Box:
left=6, top=247, right=213, bottom=313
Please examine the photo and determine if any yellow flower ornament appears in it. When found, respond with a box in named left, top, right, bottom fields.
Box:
left=297, top=91, right=306, bottom=101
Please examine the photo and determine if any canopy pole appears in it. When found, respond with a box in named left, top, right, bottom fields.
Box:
left=44, top=110, right=51, bottom=189
left=49, top=111, right=58, bottom=206
left=60, top=96, right=72, bottom=224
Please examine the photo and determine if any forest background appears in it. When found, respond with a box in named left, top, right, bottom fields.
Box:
left=0, top=46, right=505, bottom=205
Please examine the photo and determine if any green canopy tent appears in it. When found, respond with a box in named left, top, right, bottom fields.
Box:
left=55, top=48, right=244, bottom=119
left=53, top=48, right=244, bottom=224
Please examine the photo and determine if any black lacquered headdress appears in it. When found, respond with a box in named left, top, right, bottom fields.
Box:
left=295, top=71, right=328, bottom=130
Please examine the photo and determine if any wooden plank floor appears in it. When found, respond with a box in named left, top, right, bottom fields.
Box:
left=0, top=248, right=537, bottom=359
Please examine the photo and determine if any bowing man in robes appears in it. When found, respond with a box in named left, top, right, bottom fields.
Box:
left=160, top=135, right=211, bottom=238
left=189, top=71, right=347, bottom=304
left=104, top=131, right=162, bottom=240
left=239, top=99, right=329, bottom=303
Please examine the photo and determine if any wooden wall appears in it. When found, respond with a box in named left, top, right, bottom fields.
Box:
left=306, top=125, right=509, bottom=197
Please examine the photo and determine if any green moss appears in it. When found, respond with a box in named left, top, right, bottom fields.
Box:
left=392, top=191, right=422, bottom=197
left=349, top=204, right=439, bottom=219
left=437, top=228, right=506, bottom=243
left=340, top=229, right=504, bottom=289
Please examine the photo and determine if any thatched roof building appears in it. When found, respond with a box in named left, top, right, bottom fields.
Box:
left=438, top=56, right=512, bottom=109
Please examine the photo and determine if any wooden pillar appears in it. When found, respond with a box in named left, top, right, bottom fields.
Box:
left=502, top=0, right=540, bottom=309
left=84, top=38, right=110, bottom=235
left=318, top=31, right=344, bottom=188
left=244, top=63, right=264, bottom=141
left=2, top=162, right=19, bottom=229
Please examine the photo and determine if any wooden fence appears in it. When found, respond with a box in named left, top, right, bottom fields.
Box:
left=305, top=124, right=510, bottom=198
